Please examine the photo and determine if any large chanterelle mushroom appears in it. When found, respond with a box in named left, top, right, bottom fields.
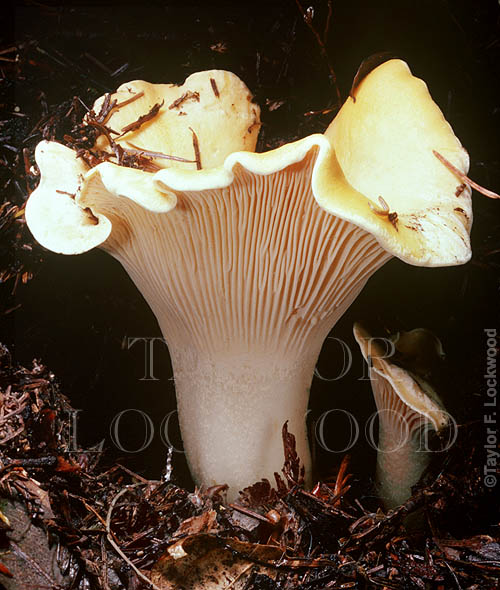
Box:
left=26, top=60, right=472, bottom=497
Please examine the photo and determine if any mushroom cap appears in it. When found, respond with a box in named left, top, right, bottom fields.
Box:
left=25, top=69, right=259, bottom=255
left=24, top=141, right=112, bottom=255
left=25, top=141, right=176, bottom=255
left=392, top=327, right=446, bottom=378
left=323, top=59, right=472, bottom=267
left=25, top=60, right=472, bottom=269
left=353, top=323, right=448, bottom=431
left=92, top=69, right=261, bottom=171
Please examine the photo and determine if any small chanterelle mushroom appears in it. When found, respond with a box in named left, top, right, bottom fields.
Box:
left=353, top=324, right=450, bottom=509
left=26, top=60, right=472, bottom=498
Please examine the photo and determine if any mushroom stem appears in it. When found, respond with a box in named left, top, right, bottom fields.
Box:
left=372, top=370, right=435, bottom=509
left=170, top=349, right=318, bottom=492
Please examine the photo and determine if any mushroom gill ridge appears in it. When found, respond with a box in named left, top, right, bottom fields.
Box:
left=96, top=149, right=389, bottom=354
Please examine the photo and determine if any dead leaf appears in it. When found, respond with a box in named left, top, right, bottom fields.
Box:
left=151, top=534, right=277, bottom=590
left=173, top=509, right=218, bottom=538
left=21, top=477, right=55, bottom=519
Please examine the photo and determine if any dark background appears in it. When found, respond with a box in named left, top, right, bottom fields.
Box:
left=1, top=0, right=499, bottom=493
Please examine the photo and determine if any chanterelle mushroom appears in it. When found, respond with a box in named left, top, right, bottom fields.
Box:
left=353, top=323, right=450, bottom=509
left=26, top=60, right=471, bottom=498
